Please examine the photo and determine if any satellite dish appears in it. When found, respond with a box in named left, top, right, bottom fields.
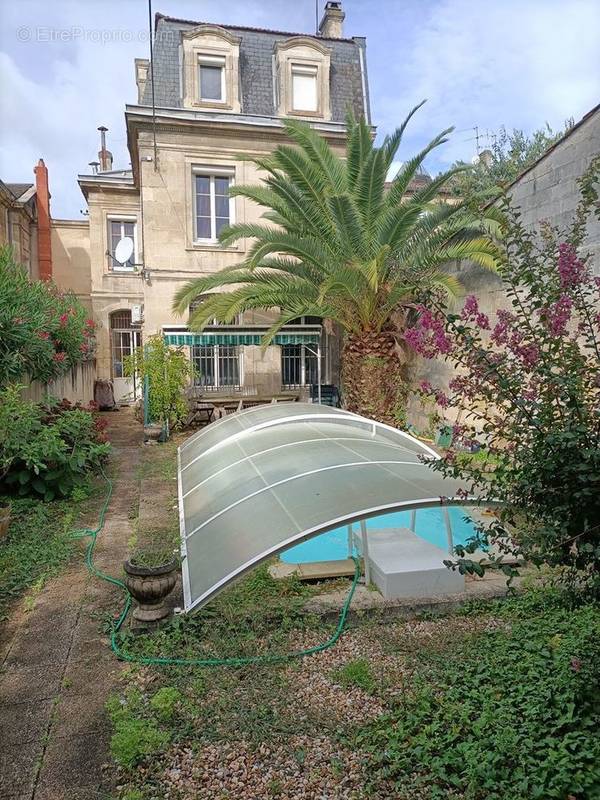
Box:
left=114, top=236, right=134, bottom=265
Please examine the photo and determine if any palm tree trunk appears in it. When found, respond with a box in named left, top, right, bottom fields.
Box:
left=341, top=328, right=407, bottom=426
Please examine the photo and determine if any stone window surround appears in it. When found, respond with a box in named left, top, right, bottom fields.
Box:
left=105, top=213, right=138, bottom=274
left=185, top=159, right=240, bottom=251
left=181, top=25, right=241, bottom=113
left=274, top=37, right=332, bottom=121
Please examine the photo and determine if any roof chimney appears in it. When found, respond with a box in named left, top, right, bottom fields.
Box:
left=33, top=159, right=52, bottom=281
left=135, top=58, right=149, bottom=104
left=319, top=1, right=345, bottom=38
left=478, top=149, right=493, bottom=169
left=97, top=125, right=113, bottom=172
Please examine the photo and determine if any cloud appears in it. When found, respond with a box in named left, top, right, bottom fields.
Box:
left=371, top=0, right=600, bottom=172
left=1, top=0, right=598, bottom=215
left=0, top=0, right=315, bottom=217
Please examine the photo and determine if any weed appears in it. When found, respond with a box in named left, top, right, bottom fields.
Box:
left=355, top=598, right=600, bottom=799
left=0, top=496, right=79, bottom=618
left=106, top=692, right=169, bottom=769
left=333, top=658, right=375, bottom=692
left=110, top=718, right=168, bottom=769
left=149, top=686, right=181, bottom=722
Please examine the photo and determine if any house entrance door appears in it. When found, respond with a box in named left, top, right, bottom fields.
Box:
left=110, top=310, right=141, bottom=403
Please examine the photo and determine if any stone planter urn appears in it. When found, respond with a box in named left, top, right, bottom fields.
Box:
left=0, top=504, right=11, bottom=540
left=123, top=555, right=178, bottom=623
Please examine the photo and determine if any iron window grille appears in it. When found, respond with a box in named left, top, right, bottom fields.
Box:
left=192, top=344, right=241, bottom=390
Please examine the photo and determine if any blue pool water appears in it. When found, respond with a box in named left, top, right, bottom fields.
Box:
left=280, top=507, right=479, bottom=564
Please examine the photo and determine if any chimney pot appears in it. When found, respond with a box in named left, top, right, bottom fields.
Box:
left=319, top=1, right=345, bottom=38
left=97, top=126, right=113, bottom=172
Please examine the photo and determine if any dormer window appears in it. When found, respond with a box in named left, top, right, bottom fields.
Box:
left=275, top=38, right=331, bottom=120
left=198, top=55, right=226, bottom=102
left=181, top=25, right=241, bottom=112
left=291, top=64, right=318, bottom=112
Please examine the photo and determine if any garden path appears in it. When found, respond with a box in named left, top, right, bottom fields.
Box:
left=0, top=409, right=142, bottom=800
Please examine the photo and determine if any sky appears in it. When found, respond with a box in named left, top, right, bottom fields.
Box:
left=0, top=0, right=598, bottom=218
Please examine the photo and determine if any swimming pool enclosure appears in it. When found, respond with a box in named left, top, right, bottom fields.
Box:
left=177, top=403, right=481, bottom=612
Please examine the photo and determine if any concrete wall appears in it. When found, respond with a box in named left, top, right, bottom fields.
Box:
left=409, top=106, right=600, bottom=431
left=51, top=219, right=92, bottom=307
left=22, top=360, right=97, bottom=405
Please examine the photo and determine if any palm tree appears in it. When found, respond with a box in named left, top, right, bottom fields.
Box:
left=173, top=103, right=501, bottom=425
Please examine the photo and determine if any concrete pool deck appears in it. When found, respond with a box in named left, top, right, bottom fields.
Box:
left=305, top=569, right=525, bottom=622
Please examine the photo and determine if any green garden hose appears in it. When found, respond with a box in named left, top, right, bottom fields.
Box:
left=72, top=468, right=360, bottom=668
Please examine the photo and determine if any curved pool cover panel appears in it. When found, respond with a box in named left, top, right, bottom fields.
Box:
left=178, top=403, right=468, bottom=612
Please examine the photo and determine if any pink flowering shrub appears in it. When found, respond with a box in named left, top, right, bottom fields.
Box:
left=0, top=246, right=96, bottom=385
left=404, top=157, right=600, bottom=592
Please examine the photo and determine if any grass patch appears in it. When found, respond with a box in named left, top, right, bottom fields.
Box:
left=136, top=439, right=179, bottom=481
left=106, top=688, right=171, bottom=768
left=119, top=563, right=330, bottom=663
left=0, top=496, right=78, bottom=618
left=354, top=594, right=600, bottom=800
left=333, top=658, right=375, bottom=692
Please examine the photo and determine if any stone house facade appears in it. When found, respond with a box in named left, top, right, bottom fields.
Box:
left=74, top=3, right=371, bottom=402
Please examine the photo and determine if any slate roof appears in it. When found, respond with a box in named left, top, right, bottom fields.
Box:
left=5, top=183, right=34, bottom=200
left=142, top=13, right=370, bottom=123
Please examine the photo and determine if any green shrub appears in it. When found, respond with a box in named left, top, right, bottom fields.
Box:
left=124, top=334, right=191, bottom=430
left=0, top=386, right=110, bottom=500
left=0, top=245, right=96, bottom=385
left=356, top=602, right=600, bottom=799
left=333, top=658, right=375, bottom=693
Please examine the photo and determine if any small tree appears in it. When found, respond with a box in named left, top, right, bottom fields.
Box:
left=0, top=246, right=95, bottom=386
left=451, top=121, right=574, bottom=202
left=124, top=335, right=191, bottom=432
left=404, top=156, right=600, bottom=593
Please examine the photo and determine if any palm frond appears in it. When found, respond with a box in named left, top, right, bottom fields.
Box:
left=381, top=99, right=427, bottom=170
left=283, top=118, right=347, bottom=192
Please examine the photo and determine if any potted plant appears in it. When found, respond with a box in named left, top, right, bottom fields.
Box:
left=0, top=500, right=10, bottom=539
left=123, top=548, right=179, bottom=623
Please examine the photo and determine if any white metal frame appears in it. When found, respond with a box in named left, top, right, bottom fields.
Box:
left=192, top=165, right=235, bottom=244
left=180, top=492, right=489, bottom=613
left=106, top=214, right=138, bottom=272
left=177, top=404, right=473, bottom=612
left=197, top=54, right=226, bottom=102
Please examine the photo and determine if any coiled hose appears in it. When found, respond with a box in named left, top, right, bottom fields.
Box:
left=72, top=468, right=360, bottom=667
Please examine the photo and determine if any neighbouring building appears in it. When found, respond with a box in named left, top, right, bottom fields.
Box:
left=409, top=102, right=600, bottom=431
left=0, top=172, right=41, bottom=277
left=1, top=160, right=92, bottom=308
left=73, top=2, right=371, bottom=402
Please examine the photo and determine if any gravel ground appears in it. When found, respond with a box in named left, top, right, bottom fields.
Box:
left=160, top=736, right=371, bottom=800
left=116, top=614, right=504, bottom=799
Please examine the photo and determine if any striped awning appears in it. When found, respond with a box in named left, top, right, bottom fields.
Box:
left=163, top=328, right=322, bottom=347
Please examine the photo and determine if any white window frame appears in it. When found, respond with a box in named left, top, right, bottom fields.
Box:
left=192, top=166, right=235, bottom=244
left=107, top=215, right=138, bottom=272
left=291, top=63, right=319, bottom=113
left=197, top=54, right=226, bottom=103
